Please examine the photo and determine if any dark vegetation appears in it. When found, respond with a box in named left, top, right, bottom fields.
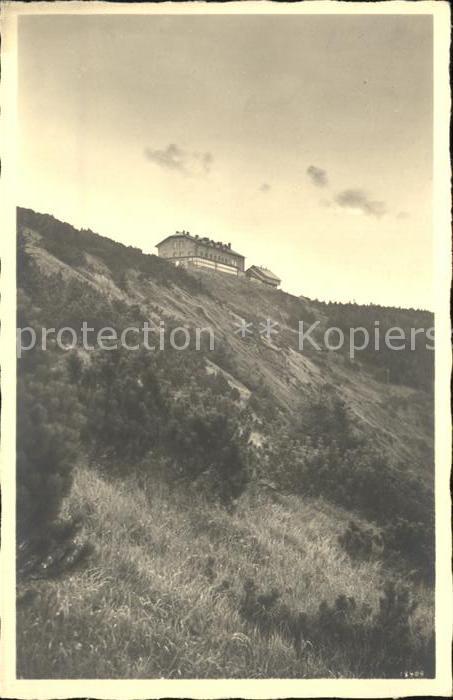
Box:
left=16, top=331, right=83, bottom=540
left=82, top=345, right=249, bottom=502
left=315, top=299, right=434, bottom=390
left=263, top=388, right=434, bottom=582
left=16, top=208, right=435, bottom=678
left=18, top=307, right=250, bottom=544
left=239, top=578, right=434, bottom=678
left=16, top=292, right=93, bottom=577
left=17, top=212, right=252, bottom=569
left=19, top=207, right=206, bottom=296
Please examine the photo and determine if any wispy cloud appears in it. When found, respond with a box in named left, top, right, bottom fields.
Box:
left=308, top=166, right=388, bottom=219
left=335, top=189, right=386, bottom=218
left=396, top=211, right=410, bottom=219
left=259, top=182, right=271, bottom=193
left=144, top=143, right=213, bottom=176
left=307, top=165, right=328, bottom=187
left=196, top=150, right=213, bottom=174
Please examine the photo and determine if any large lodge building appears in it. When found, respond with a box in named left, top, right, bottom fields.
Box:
left=156, top=231, right=245, bottom=275
left=156, top=231, right=280, bottom=288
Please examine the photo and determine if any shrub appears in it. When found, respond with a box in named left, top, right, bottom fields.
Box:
left=372, top=581, right=434, bottom=677
left=296, top=387, right=359, bottom=451
left=339, top=521, right=382, bottom=560
left=267, top=391, right=435, bottom=580
left=248, top=382, right=278, bottom=422
left=41, top=237, right=86, bottom=267
left=202, top=371, right=231, bottom=396
left=237, top=577, right=433, bottom=677
left=79, top=346, right=250, bottom=504
left=165, top=401, right=249, bottom=502
left=382, top=517, right=434, bottom=583
left=239, top=579, right=306, bottom=657
left=17, top=350, right=84, bottom=544
left=305, top=582, right=434, bottom=677
left=230, top=386, right=241, bottom=402
left=81, top=349, right=168, bottom=460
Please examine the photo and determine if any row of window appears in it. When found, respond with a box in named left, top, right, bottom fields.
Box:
left=170, top=243, right=239, bottom=267
left=198, top=250, right=238, bottom=266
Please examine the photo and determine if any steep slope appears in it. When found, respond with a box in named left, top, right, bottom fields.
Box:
left=16, top=208, right=435, bottom=679
left=17, top=464, right=433, bottom=679
left=18, top=208, right=434, bottom=481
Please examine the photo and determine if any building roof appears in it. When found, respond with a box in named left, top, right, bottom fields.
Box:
left=246, top=265, right=281, bottom=283
left=156, top=232, right=244, bottom=258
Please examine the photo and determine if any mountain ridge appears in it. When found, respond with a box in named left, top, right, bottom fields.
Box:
left=17, top=206, right=434, bottom=479
left=16, top=206, right=435, bottom=679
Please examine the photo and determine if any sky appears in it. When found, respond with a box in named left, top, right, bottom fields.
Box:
left=18, top=13, right=433, bottom=308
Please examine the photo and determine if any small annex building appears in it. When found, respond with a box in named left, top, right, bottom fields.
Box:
left=245, top=265, right=281, bottom=289
left=156, top=231, right=245, bottom=276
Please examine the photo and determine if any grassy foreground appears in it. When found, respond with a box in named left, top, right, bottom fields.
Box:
left=16, top=464, right=433, bottom=679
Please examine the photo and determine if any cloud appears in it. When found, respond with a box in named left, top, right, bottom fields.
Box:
left=144, top=143, right=213, bottom=176
left=307, top=165, right=328, bottom=187
left=201, top=151, right=214, bottom=174
left=259, top=182, right=271, bottom=193
left=397, top=211, right=410, bottom=219
left=334, top=189, right=386, bottom=218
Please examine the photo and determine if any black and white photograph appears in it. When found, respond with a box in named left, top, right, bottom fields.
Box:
left=0, top=1, right=451, bottom=697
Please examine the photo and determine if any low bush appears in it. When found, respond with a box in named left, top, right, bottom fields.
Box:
left=238, top=577, right=433, bottom=678
left=239, top=579, right=306, bottom=657
left=382, top=517, right=434, bottom=583
left=230, top=386, right=241, bottom=402
left=265, top=390, right=434, bottom=581
left=76, top=346, right=250, bottom=504
left=307, top=583, right=433, bottom=677
left=17, top=347, right=85, bottom=546
left=338, top=521, right=383, bottom=560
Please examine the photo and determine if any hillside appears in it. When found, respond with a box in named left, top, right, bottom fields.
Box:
left=17, top=208, right=434, bottom=474
left=16, top=208, right=435, bottom=679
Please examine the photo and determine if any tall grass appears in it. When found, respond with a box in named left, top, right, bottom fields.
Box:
left=17, top=465, right=433, bottom=679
